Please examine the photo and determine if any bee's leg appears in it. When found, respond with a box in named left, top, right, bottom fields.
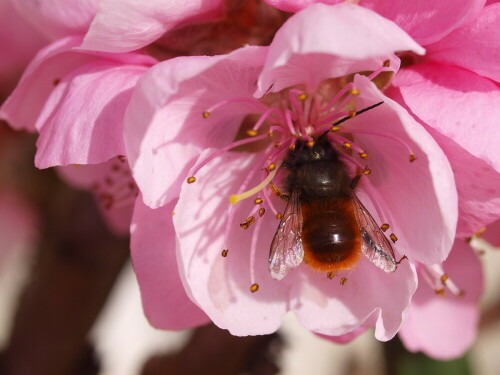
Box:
left=396, top=255, right=408, bottom=265
left=269, top=182, right=290, bottom=200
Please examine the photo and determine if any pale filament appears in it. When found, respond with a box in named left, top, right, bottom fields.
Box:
left=205, top=97, right=267, bottom=114
left=249, top=212, right=265, bottom=286
left=340, top=128, right=415, bottom=157
left=190, top=133, right=269, bottom=177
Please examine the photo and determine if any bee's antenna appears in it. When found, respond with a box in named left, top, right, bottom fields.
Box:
left=318, top=101, right=384, bottom=140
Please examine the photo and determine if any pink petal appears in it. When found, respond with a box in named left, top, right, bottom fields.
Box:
left=427, top=3, right=500, bottom=83
left=425, top=124, right=500, bottom=238
left=81, top=0, right=224, bottom=52
left=349, top=75, right=458, bottom=265
left=131, top=196, right=209, bottom=330
left=35, top=61, right=149, bottom=168
left=363, top=0, right=486, bottom=46
left=317, top=326, right=367, bottom=345
left=263, top=0, right=342, bottom=12
left=10, top=0, right=99, bottom=39
left=125, top=46, right=267, bottom=208
left=0, top=36, right=156, bottom=132
left=399, top=240, right=483, bottom=359
left=288, top=258, right=416, bottom=340
left=56, top=159, right=135, bottom=236
left=258, top=2, right=424, bottom=95
left=174, top=151, right=290, bottom=335
left=393, top=63, right=500, bottom=172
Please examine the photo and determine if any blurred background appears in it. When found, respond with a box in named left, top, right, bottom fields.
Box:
left=1, top=0, right=500, bottom=373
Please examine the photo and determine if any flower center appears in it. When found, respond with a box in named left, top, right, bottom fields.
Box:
left=188, top=61, right=417, bottom=291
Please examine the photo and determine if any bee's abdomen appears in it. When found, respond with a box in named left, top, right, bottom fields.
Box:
left=301, top=198, right=361, bottom=272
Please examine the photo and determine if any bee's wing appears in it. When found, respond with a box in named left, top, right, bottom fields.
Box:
left=269, top=190, right=304, bottom=280
left=352, top=194, right=397, bottom=273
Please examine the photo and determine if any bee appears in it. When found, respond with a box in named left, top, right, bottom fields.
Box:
left=269, top=135, right=398, bottom=280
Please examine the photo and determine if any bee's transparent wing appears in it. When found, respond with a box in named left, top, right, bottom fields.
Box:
left=269, top=190, right=304, bottom=280
left=352, top=194, right=397, bottom=273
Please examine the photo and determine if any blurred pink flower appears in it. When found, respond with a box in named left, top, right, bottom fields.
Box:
left=0, top=189, right=38, bottom=267
left=0, top=0, right=47, bottom=99
left=125, top=4, right=458, bottom=338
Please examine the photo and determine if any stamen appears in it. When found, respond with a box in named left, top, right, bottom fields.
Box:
left=221, top=249, right=229, bottom=257
left=339, top=128, right=416, bottom=160
left=380, top=223, right=390, bottom=232
left=340, top=277, right=348, bottom=286
left=240, top=216, right=256, bottom=230
left=249, top=212, right=265, bottom=292
left=254, top=198, right=263, bottom=204
left=190, top=133, right=269, bottom=178
left=205, top=97, right=267, bottom=114
left=390, top=233, right=398, bottom=243
left=259, top=208, right=265, bottom=217
left=276, top=212, right=283, bottom=219
left=327, top=272, right=335, bottom=279
left=250, top=283, right=259, bottom=293
left=229, top=161, right=283, bottom=204
left=251, top=108, right=282, bottom=133
left=187, top=177, right=196, bottom=184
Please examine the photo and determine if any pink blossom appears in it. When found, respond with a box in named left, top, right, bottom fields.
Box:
left=126, top=4, right=458, bottom=338
left=398, top=240, right=483, bottom=360
left=387, top=2, right=500, bottom=238
left=81, top=0, right=224, bottom=53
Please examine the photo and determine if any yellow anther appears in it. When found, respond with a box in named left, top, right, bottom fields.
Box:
left=330, top=125, right=342, bottom=132
left=289, top=144, right=296, bottom=150
left=349, top=111, right=357, bottom=118
left=274, top=142, right=281, bottom=148
left=202, top=111, right=210, bottom=118
left=435, top=288, right=445, bottom=296
left=475, top=227, right=486, bottom=237
left=247, top=129, right=258, bottom=136
left=276, top=212, right=283, bottom=220
left=390, top=233, right=398, bottom=243
left=268, top=163, right=276, bottom=171
left=380, top=223, right=390, bottom=232
left=343, top=142, right=352, bottom=149
left=383, top=60, right=391, bottom=67
left=250, top=283, right=259, bottom=293
left=297, top=93, right=308, bottom=100
left=327, top=272, right=335, bottom=280
left=171, top=212, right=176, bottom=216
left=359, top=152, right=368, bottom=159
left=362, top=167, right=371, bottom=175
left=409, top=153, right=416, bottom=162
left=340, top=277, right=348, bottom=286
left=259, top=208, right=265, bottom=217
left=187, top=176, right=196, bottom=184
left=440, top=274, right=448, bottom=285
left=254, top=198, right=263, bottom=205
left=221, top=249, right=229, bottom=257
left=268, top=131, right=274, bottom=137
left=240, top=216, right=256, bottom=230
left=307, top=141, right=315, bottom=148
left=350, top=89, right=360, bottom=95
